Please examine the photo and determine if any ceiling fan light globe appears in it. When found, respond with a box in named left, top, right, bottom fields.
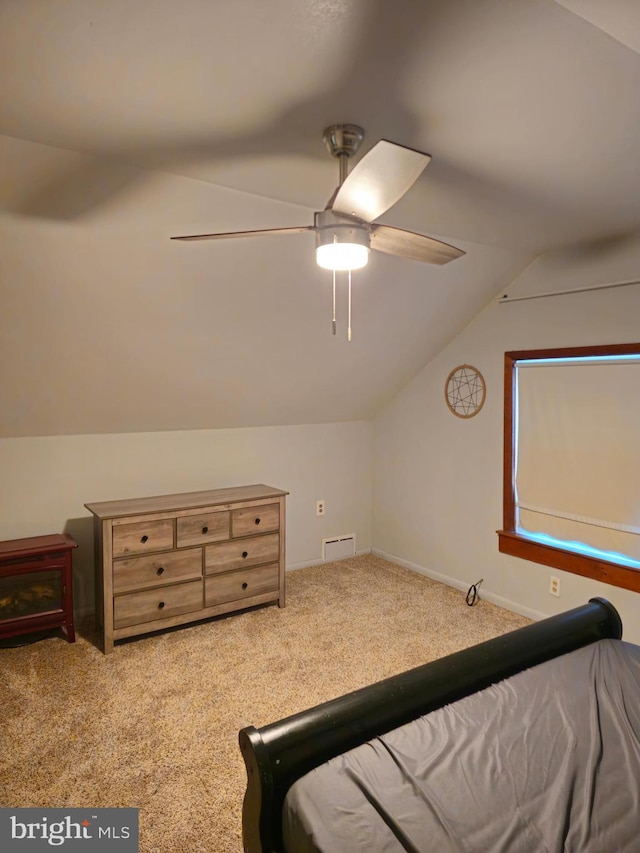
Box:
left=316, top=243, right=369, bottom=271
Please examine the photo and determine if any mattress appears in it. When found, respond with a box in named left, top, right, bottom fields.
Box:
left=282, top=638, right=640, bottom=852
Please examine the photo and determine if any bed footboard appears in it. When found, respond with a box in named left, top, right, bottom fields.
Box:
left=239, top=597, right=622, bottom=853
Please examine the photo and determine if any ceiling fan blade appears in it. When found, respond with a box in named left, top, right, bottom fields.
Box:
left=331, top=140, right=431, bottom=223
left=171, top=225, right=314, bottom=241
left=370, top=224, right=465, bottom=265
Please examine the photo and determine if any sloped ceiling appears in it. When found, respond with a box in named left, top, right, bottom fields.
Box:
left=1, top=0, right=639, bottom=436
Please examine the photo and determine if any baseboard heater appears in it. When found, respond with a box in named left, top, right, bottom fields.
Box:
left=322, top=535, right=356, bottom=562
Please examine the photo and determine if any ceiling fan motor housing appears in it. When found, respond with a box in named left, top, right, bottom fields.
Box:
left=314, top=210, right=370, bottom=270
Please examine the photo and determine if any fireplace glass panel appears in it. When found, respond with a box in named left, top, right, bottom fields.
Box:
left=0, top=570, right=62, bottom=621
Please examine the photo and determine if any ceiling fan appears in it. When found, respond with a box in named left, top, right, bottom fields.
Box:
left=171, top=124, right=465, bottom=338
left=171, top=124, right=464, bottom=265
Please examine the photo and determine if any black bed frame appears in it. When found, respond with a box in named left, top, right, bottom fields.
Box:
left=239, top=597, right=622, bottom=853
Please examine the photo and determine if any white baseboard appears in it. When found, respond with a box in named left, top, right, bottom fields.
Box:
left=372, top=548, right=547, bottom=623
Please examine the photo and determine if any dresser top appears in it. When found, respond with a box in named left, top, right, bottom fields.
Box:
left=84, top=484, right=288, bottom=520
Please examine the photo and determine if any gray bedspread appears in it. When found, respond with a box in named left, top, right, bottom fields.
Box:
left=282, top=638, right=640, bottom=852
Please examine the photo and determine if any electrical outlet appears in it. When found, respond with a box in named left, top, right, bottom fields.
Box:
left=549, top=576, right=560, bottom=597
left=316, top=500, right=325, bottom=517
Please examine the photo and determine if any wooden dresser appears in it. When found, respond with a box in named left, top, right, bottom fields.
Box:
left=85, top=484, right=287, bottom=654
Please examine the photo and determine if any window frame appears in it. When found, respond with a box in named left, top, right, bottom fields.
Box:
left=497, top=342, right=640, bottom=594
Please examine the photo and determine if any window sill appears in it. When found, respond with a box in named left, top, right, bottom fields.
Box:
left=497, top=530, right=640, bottom=593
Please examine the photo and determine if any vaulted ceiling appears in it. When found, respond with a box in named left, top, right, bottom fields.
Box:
left=1, top=0, right=639, bottom=436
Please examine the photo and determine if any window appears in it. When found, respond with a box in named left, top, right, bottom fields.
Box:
left=497, top=342, right=640, bottom=593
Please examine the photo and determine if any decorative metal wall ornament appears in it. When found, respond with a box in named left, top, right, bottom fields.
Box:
left=445, top=364, right=486, bottom=418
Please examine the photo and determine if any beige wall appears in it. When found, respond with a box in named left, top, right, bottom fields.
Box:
left=4, top=213, right=639, bottom=643
left=0, top=421, right=373, bottom=617
left=373, top=234, right=640, bottom=644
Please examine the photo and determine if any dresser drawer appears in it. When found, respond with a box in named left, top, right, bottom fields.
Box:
left=114, top=579, right=203, bottom=629
left=231, top=503, right=279, bottom=538
left=112, top=519, right=174, bottom=558
left=113, top=548, right=202, bottom=594
left=176, top=510, right=230, bottom=548
left=205, top=563, right=279, bottom=607
left=205, top=532, right=279, bottom=575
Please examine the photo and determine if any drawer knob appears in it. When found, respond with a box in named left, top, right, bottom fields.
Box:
left=242, top=551, right=248, bottom=559
left=254, top=517, right=261, bottom=525
left=141, top=535, right=149, bottom=543
left=242, top=582, right=248, bottom=590
left=202, top=526, right=209, bottom=534
left=156, top=567, right=165, bottom=576
left=158, top=601, right=165, bottom=609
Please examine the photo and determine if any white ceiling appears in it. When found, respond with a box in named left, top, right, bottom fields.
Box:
left=1, top=0, right=639, bottom=436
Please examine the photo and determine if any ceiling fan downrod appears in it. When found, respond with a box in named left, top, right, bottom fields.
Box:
left=323, top=124, right=365, bottom=184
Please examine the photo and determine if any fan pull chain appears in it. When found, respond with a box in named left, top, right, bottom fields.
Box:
left=347, top=269, right=352, bottom=342
left=328, top=267, right=354, bottom=341
left=332, top=268, right=337, bottom=335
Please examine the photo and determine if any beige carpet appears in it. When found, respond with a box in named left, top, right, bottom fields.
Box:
left=1, top=554, right=531, bottom=852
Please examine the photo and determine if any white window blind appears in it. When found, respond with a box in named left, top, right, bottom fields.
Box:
left=515, top=357, right=640, bottom=566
